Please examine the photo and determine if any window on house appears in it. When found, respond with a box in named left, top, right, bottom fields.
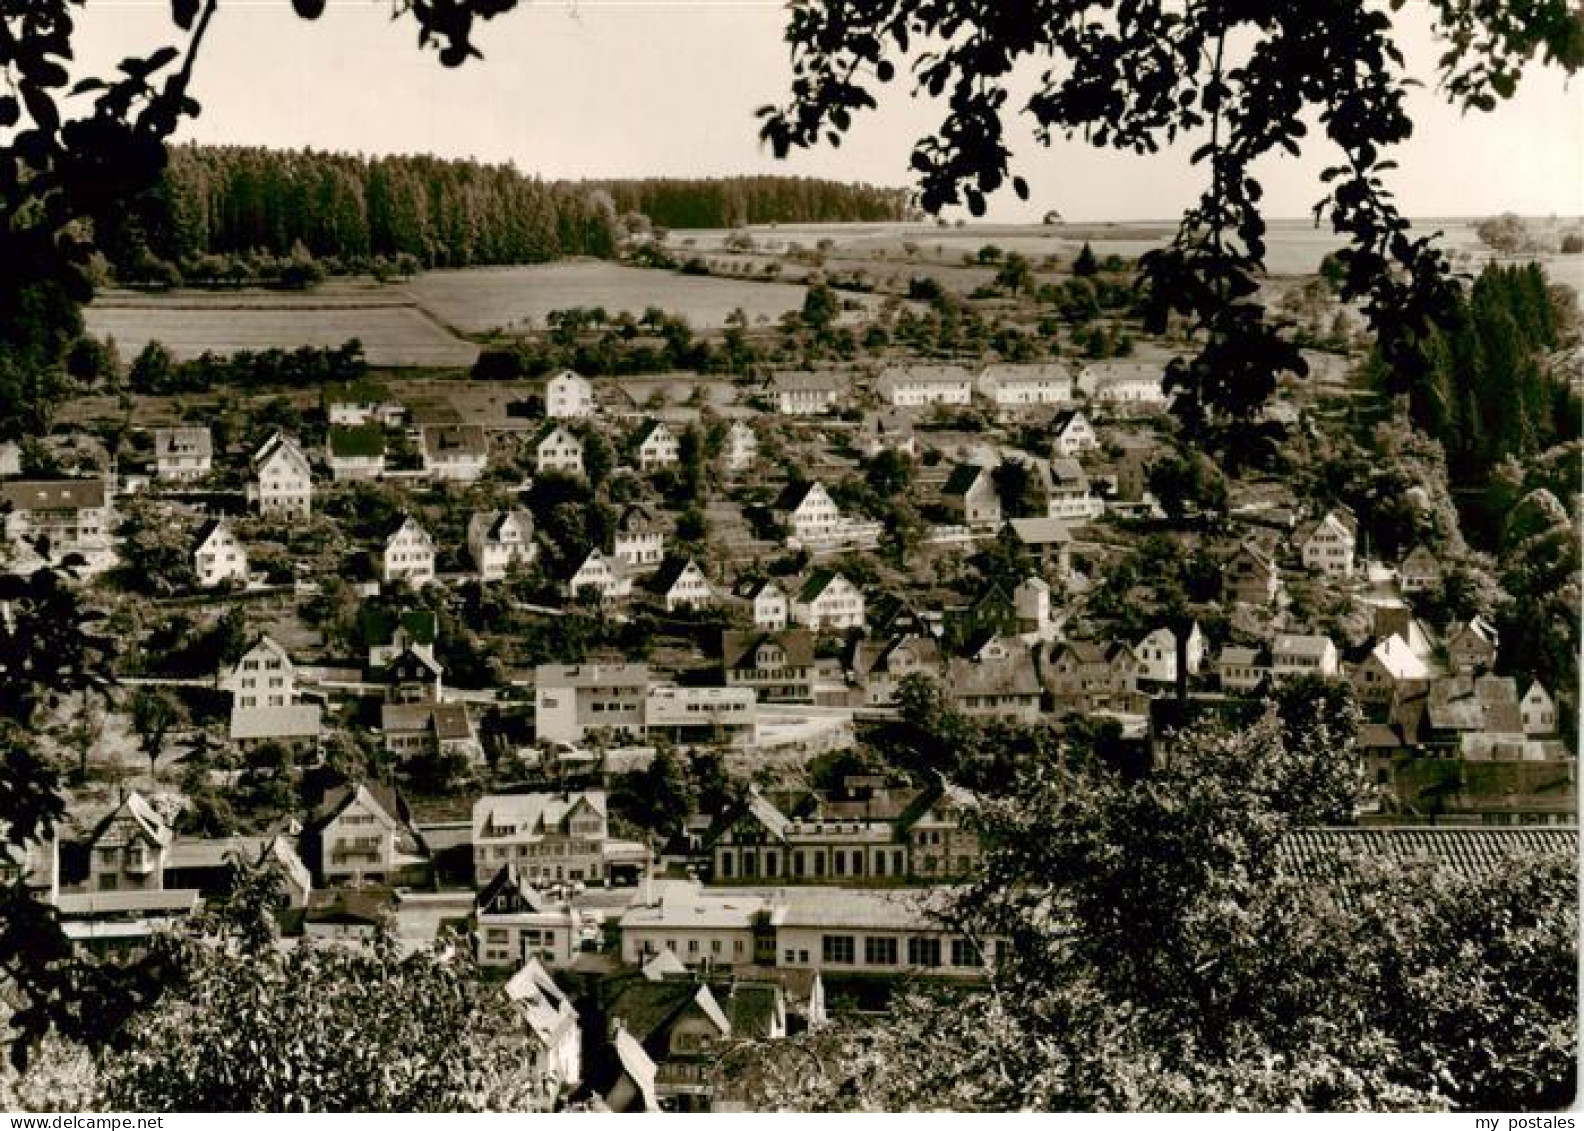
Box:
left=821, top=935, right=855, bottom=965
left=908, top=937, right=942, bottom=967
left=950, top=939, right=979, bottom=967
left=864, top=936, right=898, bottom=966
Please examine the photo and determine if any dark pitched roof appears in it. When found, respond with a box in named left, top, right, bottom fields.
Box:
left=942, top=463, right=990, bottom=497
left=717, top=980, right=782, bottom=1040
left=795, top=568, right=847, bottom=603
left=328, top=425, right=386, bottom=458
left=477, top=862, right=555, bottom=915
left=773, top=480, right=822, bottom=512
left=649, top=555, right=704, bottom=595
left=360, top=607, right=438, bottom=647
left=721, top=629, right=817, bottom=670
left=423, top=423, right=488, bottom=459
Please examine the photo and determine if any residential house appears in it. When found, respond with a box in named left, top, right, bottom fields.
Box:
left=78, top=792, right=172, bottom=894
left=1014, top=576, right=1054, bottom=635
left=162, top=834, right=312, bottom=909
left=505, top=958, right=583, bottom=1098
left=771, top=886, right=995, bottom=980
left=381, top=514, right=436, bottom=587
left=743, top=578, right=788, bottom=631
left=613, top=504, right=667, bottom=570
left=1077, top=360, right=1169, bottom=407
left=944, top=652, right=1042, bottom=722
left=546, top=370, right=595, bottom=419
left=852, top=635, right=944, bottom=706
left=305, top=782, right=428, bottom=888
left=1, top=478, right=114, bottom=561
left=1134, top=623, right=1206, bottom=685
left=721, top=629, right=817, bottom=703
left=422, top=424, right=489, bottom=482
left=378, top=644, right=444, bottom=704
left=534, top=424, right=585, bottom=476
left=645, top=685, right=758, bottom=746
left=469, top=509, right=538, bottom=581
left=1214, top=646, right=1269, bottom=693
left=1521, top=682, right=1558, bottom=736
left=1445, top=616, right=1499, bottom=674
left=1271, top=634, right=1340, bottom=683
left=856, top=408, right=917, bottom=458
left=723, top=421, right=757, bottom=473
left=1045, top=640, right=1140, bottom=712
left=248, top=432, right=312, bottom=518
left=773, top=481, right=843, bottom=545
left=790, top=570, right=865, bottom=631
left=326, top=425, right=387, bottom=481
left=706, top=780, right=978, bottom=886
left=472, top=790, right=615, bottom=887
left=565, top=548, right=633, bottom=603
left=1399, top=545, right=1442, bottom=594
left=152, top=426, right=212, bottom=481
left=303, top=888, right=395, bottom=941
left=600, top=978, right=735, bottom=1112
left=632, top=420, right=680, bottom=473
left=876, top=364, right=974, bottom=408
left=1226, top=544, right=1280, bottom=605
left=771, top=372, right=841, bottom=415
left=1350, top=633, right=1433, bottom=706
left=649, top=556, right=715, bottom=612
left=363, top=608, right=437, bottom=670
left=1049, top=410, right=1098, bottom=458
left=474, top=865, right=581, bottom=969
left=977, top=363, right=1072, bottom=411
left=535, top=664, right=650, bottom=745
left=1004, top=516, right=1074, bottom=574
left=865, top=592, right=933, bottom=639
left=1295, top=510, right=1357, bottom=579
left=325, top=381, right=404, bottom=427
left=1047, top=458, right=1103, bottom=521
left=942, top=583, right=1020, bottom=652
left=380, top=700, right=478, bottom=763
left=192, top=517, right=248, bottom=588
left=600, top=1027, right=661, bottom=1113
left=940, top=464, right=1002, bottom=529
left=225, top=634, right=321, bottom=747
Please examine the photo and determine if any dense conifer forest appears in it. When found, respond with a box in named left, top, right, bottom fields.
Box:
left=99, top=145, right=914, bottom=284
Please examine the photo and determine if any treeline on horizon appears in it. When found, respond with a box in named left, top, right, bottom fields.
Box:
left=596, top=175, right=917, bottom=229
left=99, top=144, right=914, bottom=284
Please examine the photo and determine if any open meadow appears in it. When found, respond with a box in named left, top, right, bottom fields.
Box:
left=405, top=259, right=838, bottom=333
left=86, top=286, right=481, bottom=368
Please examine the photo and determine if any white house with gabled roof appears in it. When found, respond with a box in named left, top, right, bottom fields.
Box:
left=546, top=370, right=595, bottom=420
left=153, top=426, right=213, bottom=481
left=248, top=432, right=312, bottom=518
left=193, top=517, right=248, bottom=589
left=631, top=420, right=680, bottom=473
left=534, top=425, right=585, bottom=477
left=382, top=514, right=436, bottom=587
left=1296, top=509, right=1356, bottom=579
left=774, top=480, right=843, bottom=544
left=977, top=363, right=1072, bottom=410
left=1520, top=682, right=1557, bottom=736
left=566, top=548, right=632, bottom=603
left=876, top=365, right=973, bottom=408
left=468, top=509, right=537, bottom=581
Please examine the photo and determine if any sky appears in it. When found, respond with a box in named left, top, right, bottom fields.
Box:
left=73, top=0, right=1584, bottom=222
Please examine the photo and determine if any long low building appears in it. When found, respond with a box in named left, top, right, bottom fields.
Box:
left=617, top=882, right=998, bottom=980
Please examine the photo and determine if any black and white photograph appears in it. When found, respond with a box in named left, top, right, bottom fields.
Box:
left=0, top=0, right=1579, bottom=1116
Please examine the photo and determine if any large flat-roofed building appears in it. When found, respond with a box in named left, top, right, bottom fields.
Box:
left=535, top=663, right=650, bottom=745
